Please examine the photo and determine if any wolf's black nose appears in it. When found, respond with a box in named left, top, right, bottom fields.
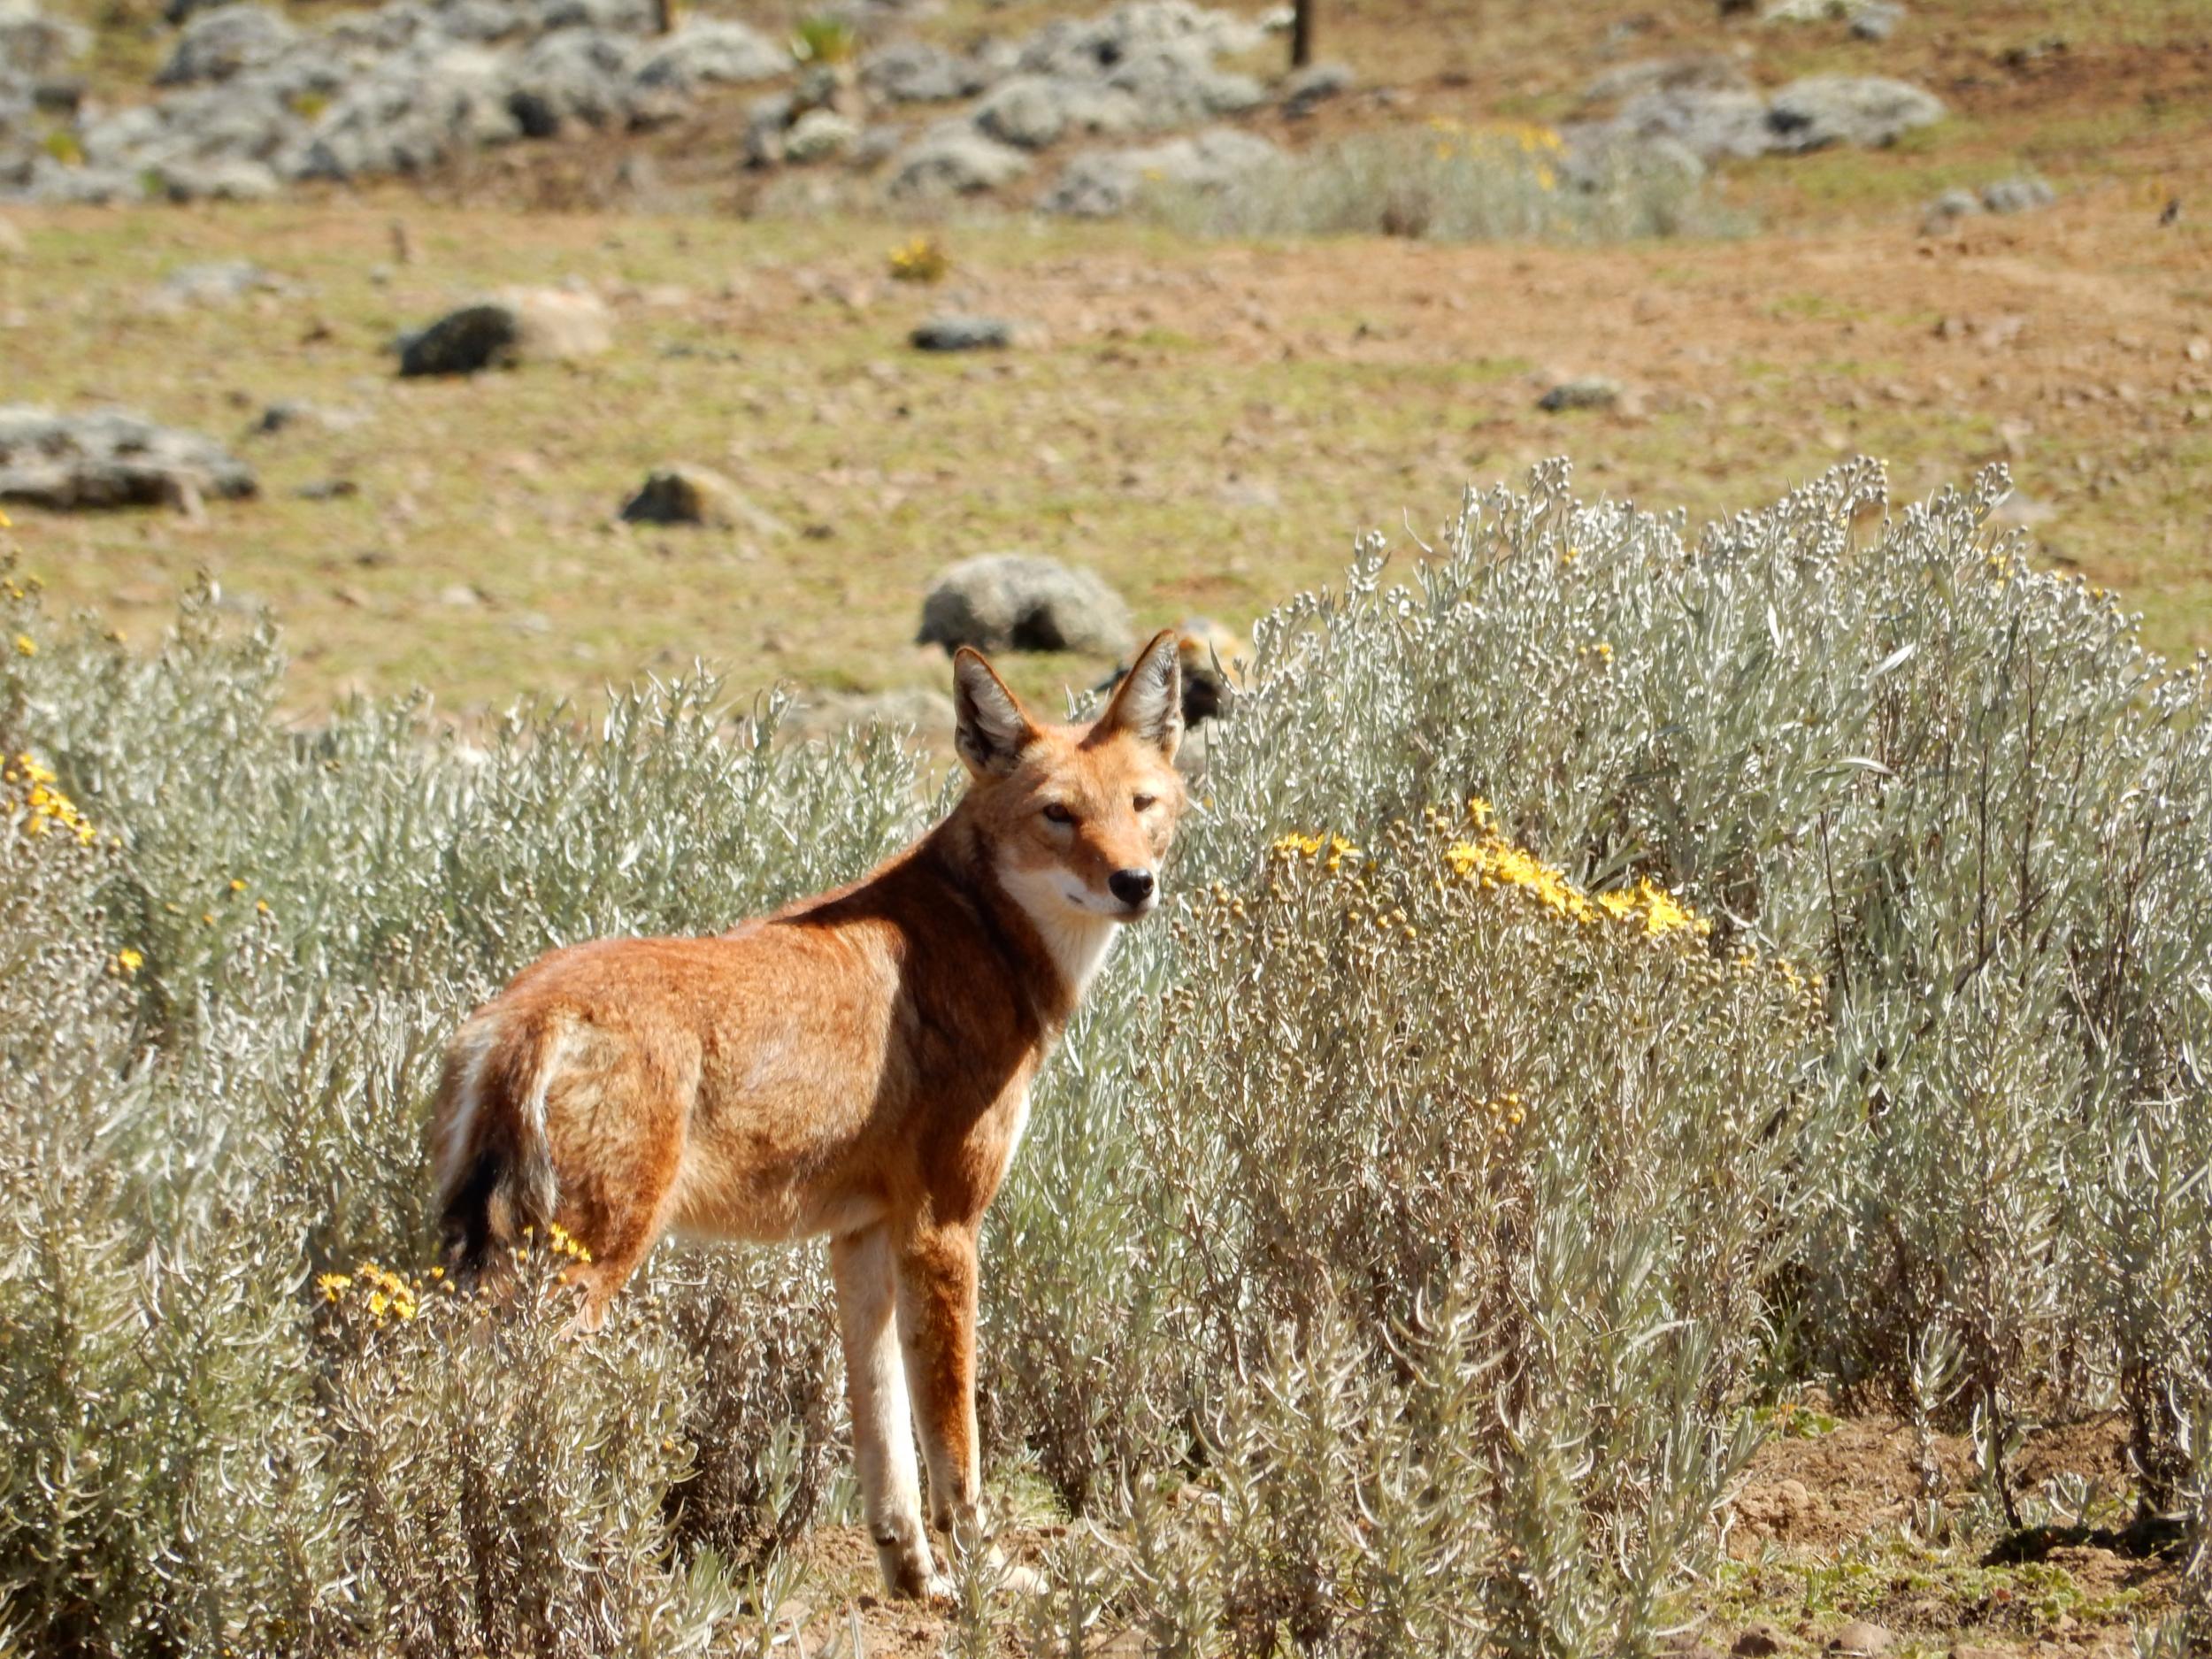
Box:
left=1109, top=868, right=1156, bottom=907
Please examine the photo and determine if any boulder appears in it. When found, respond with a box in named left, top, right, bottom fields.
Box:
left=1765, top=74, right=1943, bottom=151
left=918, top=552, right=1133, bottom=657
left=0, top=2, right=88, bottom=77
left=910, top=315, right=1012, bottom=351
left=885, top=124, right=1030, bottom=197
left=146, top=258, right=284, bottom=309
left=631, top=19, right=786, bottom=90
left=0, top=406, right=256, bottom=510
left=784, top=107, right=856, bottom=162
left=972, top=72, right=1138, bottom=150
left=1583, top=53, right=1750, bottom=104
left=1611, top=87, right=1770, bottom=161
left=150, top=156, right=282, bottom=200
left=396, top=288, right=611, bottom=375
left=155, top=4, right=300, bottom=88
left=1016, top=1, right=1265, bottom=81
left=860, top=38, right=995, bottom=103
left=1039, top=127, right=1278, bottom=218
left=504, top=27, right=638, bottom=136
left=1105, top=40, right=1263, bottom=128
left=296, top=42, right=522, bottom=180
left=1280, top=58, right=1351, bottom=117
left=1538, top=376, right=1622, bottom=412
left=1980, top=173, right=2054, bottom=213
left=619, top=465, right=784, bottom=534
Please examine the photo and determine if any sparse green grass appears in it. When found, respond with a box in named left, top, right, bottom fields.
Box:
left=7, top=193, right=2210, bottom=718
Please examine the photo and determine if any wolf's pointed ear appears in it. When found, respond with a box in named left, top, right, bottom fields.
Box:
left=952, top=648, right=1040, bottom=780
left=1096, top=628, right=1182, bottom=759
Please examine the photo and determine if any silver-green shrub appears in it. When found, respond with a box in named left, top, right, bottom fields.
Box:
left=0, top=449, right=2207, bottom=1652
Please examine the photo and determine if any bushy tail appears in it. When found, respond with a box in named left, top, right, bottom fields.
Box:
left=434, top=1012, right=564, bottom=1282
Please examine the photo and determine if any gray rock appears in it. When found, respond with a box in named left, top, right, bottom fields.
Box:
left=1016, top=1, right=1265, bottom=81
left=256, top=400, right=365, bottom=434
left=150, top=156, right=282, bottom=199
left=155, top=5, right=300, bottom=87
left=0, top=405, right=256, bottom=509
left=860, top=38, right=995, bottom=103
left=1919, top=184, right=1980, bottom=233
left=911, top=315, right=1012, bottom=351
left=1538, top=376, right=1622, bottom=412
left=296, top=42, right=522, bottom=180
left=504, top=27, right=638, bottom=136
left=972, top=72, right=1137, bottom=150
left=918, top=552, right=1133, bottom=657
left=1765, top=74, right=1944, bottom=151
left=1612, top=86, right=1770, bottom=160
left=1583, top=53, right=1750, bottom=104
left=1981, top=172, right=2054, bottom=213
left=1039, top=126, right=1279, bottom=218
left=0, top=3, right=88, bottom=77
left=742, top=90, right=793, bottom=165
left=885, top=124, right=1030, bottom=197
left=620, top=465, right=785, bottom=534
left=784, top=106, right=856, bottom=163
left=18, top=157, right=142, bottom=203
left=1105, top=40, right=1263, bottom=128
left=631, top=19, right=786, bottom=90
left=1848, top=0, right=1902, bottom=39
left=1280, top=59, right=1351, bottom=117
left=147, top=258, right=283, bottom=308
left=529, top=0, right=652, bottom=32
left=396, top=288, right=610, bottom=375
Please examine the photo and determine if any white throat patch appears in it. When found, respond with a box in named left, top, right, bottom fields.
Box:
left=996, top=859, right=1122, bottom=1001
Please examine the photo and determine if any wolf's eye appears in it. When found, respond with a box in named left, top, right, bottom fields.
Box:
left=1132, top=794, right=1157, bottom=812
left=1041, top=803, right=1076, bottom=826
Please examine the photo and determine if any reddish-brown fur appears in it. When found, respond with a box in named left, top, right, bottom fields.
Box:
left=427, top=631, right=1187, bottom=1598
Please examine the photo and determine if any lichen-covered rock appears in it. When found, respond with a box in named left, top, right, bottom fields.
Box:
left=396, top=288, right=610, bottom=375
left=503, top=27, right=638, bottom=136
left=1039, top=127, right=1278, bottom=218
left=784, top=107, right=856, bottom=163
left=0, top=2, right=88, bottom=77
left=619, top=465, right=785, bottom=534
left=0, top=405, right=256, bottom=509
left=1765, top=74, right=1943, bottom=151
left=910, top=315, right=1013, bottom=351
left=860, top=38, right=995, bottom=104
left=918, top=552, right=1132, bottom=657
left=885, top=123, right=1030, bottom=197
left=155, top=4, right=300, bottom=88
left=972, top=72, right=1137, bottom=150
left=630, top=18, right=785, bottom=90
left=296, top=42, right=521, bottom=179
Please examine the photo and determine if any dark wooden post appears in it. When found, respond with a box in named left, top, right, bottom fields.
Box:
left=1292, top=0, right=1314, bottom=66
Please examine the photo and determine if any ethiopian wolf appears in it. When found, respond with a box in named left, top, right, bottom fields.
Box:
left=428, top=631, right=1187, bottom=1597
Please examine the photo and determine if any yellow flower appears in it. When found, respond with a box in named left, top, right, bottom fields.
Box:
left=229, top=877, right=247, bottom=893
left=317, top=1272, right=352, bottom=1302
left=0, top=508, right=12, bottom=528
left=114, top=947, right=144, bottom=975
left=12, top=633, right=33, bottom=657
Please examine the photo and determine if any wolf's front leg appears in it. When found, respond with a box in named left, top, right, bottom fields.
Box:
left=831, top=1224, right=941, bottom=1599
left=894, top=1219, right=987, bottom=1555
